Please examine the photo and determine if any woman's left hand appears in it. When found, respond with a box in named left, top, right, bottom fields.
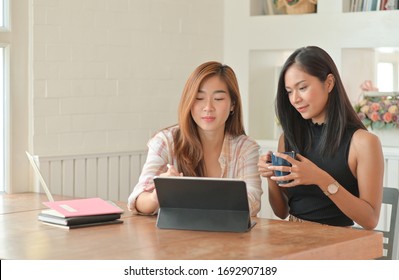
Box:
left=268, top=152, right=327, bottom=187
left=258, top=151, right=274, bottom=178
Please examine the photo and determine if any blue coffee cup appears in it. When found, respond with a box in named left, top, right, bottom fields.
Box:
left=271, top=151, right=296, bottom=184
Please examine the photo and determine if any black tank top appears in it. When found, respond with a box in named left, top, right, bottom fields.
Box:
left=286, top=123, right=359, bottom=226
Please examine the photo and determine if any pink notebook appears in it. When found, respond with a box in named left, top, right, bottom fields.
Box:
left=43, top=197, right=123, bottom=218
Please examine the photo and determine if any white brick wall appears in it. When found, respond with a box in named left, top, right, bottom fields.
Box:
left=32, top=0, right=224, bottom=156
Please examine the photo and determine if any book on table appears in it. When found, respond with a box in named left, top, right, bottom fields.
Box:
left=40, top=219, right=124, bottom=229
left=25, top=151, right=124, bottom=229
left=38, top=197, right=124, bottom=228
left=38, top=209, right=122, bottom=226
left=42, top=197, right=124, bottom=217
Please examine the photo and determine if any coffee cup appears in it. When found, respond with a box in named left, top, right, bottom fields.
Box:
left=271, top=151, right=296, bottom=184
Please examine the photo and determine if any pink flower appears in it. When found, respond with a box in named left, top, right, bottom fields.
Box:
left=371, top=102, right=380, bottom=112
left=360, top=80, right=379, bottom=92
left=369, top=111, right=380, bottom=122
left=383, top=112, right=393, bottom=122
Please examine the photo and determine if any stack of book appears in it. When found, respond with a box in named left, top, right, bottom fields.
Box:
left=38, top=197, right=124, bottom=229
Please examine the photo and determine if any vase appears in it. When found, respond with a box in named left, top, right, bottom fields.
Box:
left=370, top=129, right=399, bottom=147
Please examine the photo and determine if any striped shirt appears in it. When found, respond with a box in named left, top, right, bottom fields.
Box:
left=127, top=126, right=263, bottom=216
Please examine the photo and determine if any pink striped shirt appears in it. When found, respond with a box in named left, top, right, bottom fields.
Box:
left=127, top=126, right=262, bottom=216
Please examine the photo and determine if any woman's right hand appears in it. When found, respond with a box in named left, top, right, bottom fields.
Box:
left=141, top=164, right=183, bottom=206
left=159, top=164, right=183, bottom=177
left=258, top=151, right=274, bottom=178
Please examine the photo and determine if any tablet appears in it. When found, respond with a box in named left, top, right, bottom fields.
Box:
left=154, top=176, right=255, bottom=232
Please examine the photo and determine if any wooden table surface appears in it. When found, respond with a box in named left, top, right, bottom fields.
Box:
left=0, top=193, right=383, bottom=260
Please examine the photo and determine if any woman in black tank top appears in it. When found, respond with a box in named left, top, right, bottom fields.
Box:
left=258, top=46, right=384, bottom=229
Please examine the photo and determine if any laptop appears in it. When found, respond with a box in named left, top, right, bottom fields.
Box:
left=154, top=176, right=256, bottom=232
left=25, top=151, right=123, bottom=218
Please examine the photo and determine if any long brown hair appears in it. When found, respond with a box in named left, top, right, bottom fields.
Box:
left=174, top=61, right=245, bottom=176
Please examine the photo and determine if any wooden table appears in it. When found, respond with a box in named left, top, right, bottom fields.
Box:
left=0, top=193, right=383, bottom=260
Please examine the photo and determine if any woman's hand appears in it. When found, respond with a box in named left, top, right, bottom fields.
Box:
left=143, top=164, right=183, bottom=203
left=258, top=151, right=274, bottom=178
left=268, top=152, right=329, bottom=187
left=159, top=164, right=183, bottom=177
left=143, top=183, right=158, bottom=203
left=136, top=182, right=159, bottom=213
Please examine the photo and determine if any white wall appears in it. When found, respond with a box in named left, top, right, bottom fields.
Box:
left=9, top=0, right=224, bottom=193
left=31, top=0, right=224, bottom=156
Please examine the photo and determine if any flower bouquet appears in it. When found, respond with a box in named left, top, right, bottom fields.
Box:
left=354, top=80, right=399, bottom=130
left=355, top=95, right=399, bottom=130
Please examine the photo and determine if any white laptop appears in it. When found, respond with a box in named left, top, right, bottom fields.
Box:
left=25, top=151, right=55, bottom=202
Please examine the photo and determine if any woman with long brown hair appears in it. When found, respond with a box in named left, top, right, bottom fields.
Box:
left=128, top=61, right=262, bottom=216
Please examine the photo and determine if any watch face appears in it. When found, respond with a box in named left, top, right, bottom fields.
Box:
left=328, top=183, right=339, bottom=194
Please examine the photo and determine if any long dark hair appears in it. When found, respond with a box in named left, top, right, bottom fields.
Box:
left=275, top=46, right=366, bottom=157
left=174, top=61, right=245, bottom=176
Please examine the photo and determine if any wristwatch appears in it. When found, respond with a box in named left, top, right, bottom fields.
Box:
left=324, top=181, right=339, bottom=196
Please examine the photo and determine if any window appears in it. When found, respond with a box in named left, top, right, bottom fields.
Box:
left=0, top=1, right=3, bottom=27
left=377, top=62, right=394, bottom=92
left=376, top=48, right=399, bottom=92
left=0, top=47, right=4, bottom=192
left=0, top=0, right=9, bottom=30
left=0, top=0, right=9, bottom=192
